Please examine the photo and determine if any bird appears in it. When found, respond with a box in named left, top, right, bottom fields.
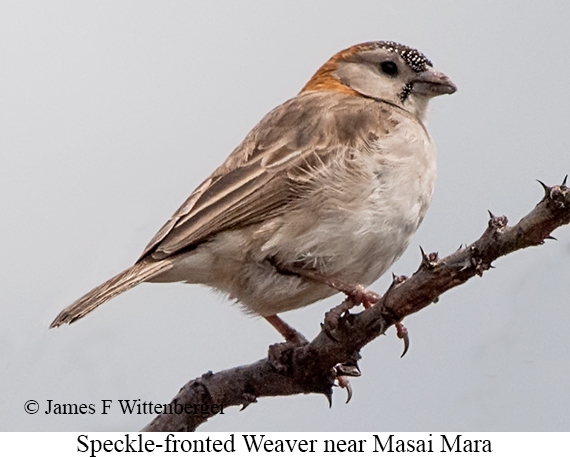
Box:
left=50, top=41, right=456, bottom=346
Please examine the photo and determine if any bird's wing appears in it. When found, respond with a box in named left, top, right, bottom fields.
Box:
left=139, top=92, right=385, bottom=261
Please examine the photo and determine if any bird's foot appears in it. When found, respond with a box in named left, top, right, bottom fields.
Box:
left=265, top=315, right=308, bottom=372
left=322, top=298, right=356, bottom=341
left=322, top=281, right=380, bottom=341
left=343, top=283, right=380, bottom=309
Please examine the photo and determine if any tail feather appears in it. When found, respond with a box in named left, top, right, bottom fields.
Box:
left=50, top=260, right=172, bottom=328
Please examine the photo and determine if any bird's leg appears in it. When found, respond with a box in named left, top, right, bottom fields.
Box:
left=269, top=258, right=380, bottom=308
left=308, top=273, right=380, bottom=308
left=264, top=314, right=308, bottom=346
left=268, top=259, right=377, bottom=334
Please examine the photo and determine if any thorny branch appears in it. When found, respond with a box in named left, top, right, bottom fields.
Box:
left=143, top=179, right=570, bottom=432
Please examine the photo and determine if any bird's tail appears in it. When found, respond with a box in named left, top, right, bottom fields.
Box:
left=50, top=260, right=172, bottom=328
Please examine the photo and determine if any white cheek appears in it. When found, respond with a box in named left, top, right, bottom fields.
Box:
left=408, top=96, right=430, bottom=123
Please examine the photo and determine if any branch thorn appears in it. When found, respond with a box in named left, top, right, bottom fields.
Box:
left=391, top=272, right=407, bottom=285
left=325, top=389, right=333, bottom=408
left=419, top=246, right=439, bottom=269
left=537, top=179, right=551, bottom=197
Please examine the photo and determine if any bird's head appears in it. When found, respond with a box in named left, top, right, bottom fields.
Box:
left=301, top=41, right=457, bottom=121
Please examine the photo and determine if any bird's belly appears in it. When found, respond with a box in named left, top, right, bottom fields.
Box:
left=284, top=188, right=427, bottom=287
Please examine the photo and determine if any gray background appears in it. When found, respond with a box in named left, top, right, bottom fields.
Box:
left=2, top=1, right=570, bottom=432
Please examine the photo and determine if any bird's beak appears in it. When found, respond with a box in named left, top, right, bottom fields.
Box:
left=413, top=66, right=457, bottom=97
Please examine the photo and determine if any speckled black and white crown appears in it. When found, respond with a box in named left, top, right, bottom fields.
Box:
left=358, top=41, right=433, bottom=73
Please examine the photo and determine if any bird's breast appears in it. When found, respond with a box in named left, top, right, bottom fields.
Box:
left=264, top=114, right=437, bottom=287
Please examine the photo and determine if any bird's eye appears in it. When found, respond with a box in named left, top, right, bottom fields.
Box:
left=380, top=61, right=398, bottom=76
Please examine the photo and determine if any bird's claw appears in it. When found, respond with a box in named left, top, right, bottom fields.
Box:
left=339, top=377, right=353, bottom=404
left=396, top=321, right=409, bottom=357
left=333, top=363, right=361, bottom=404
